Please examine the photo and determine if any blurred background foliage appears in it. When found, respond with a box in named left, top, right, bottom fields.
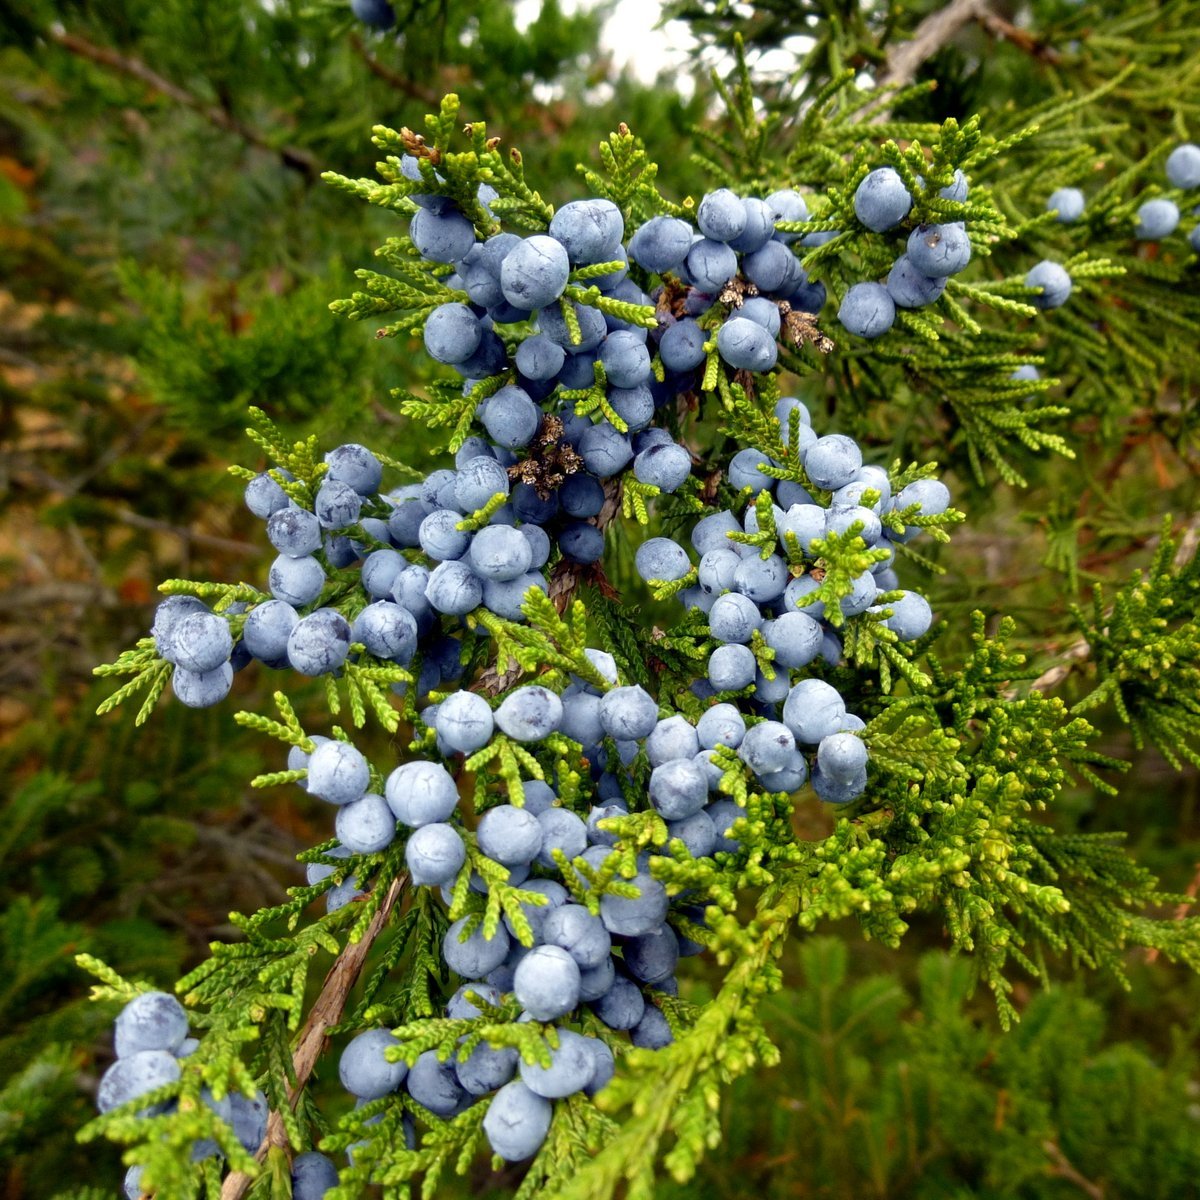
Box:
left=0, top=1, right=1197, bottom=1196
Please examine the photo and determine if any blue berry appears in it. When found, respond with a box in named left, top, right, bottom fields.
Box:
left=717, top=317, right=778, bottom=371
left=838, top=282, right=896, bottom=339
left=1135, top=197, right=1180, bottom=240
left=339, top=1028, right=407, bottom=1100
left=405, top=822, right=466, bottom=886
left=483, top=1080, right=553, bottom=1161
left=500, top=235, right=571, bottom=310
left=628, top=216, right=693, bottom=273
left=335, top=793, right=395, bottom=854
left=1167, top=143, right=1200, bottom=189
left=1047, top=187, right=1085, bottom=223
left=854, top=167, right=912, bottom=232
left=1025, top=260, right=1072, bottom=309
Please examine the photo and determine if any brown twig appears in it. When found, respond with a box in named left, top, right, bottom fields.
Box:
left=1144, top=861, right=1200, bottom=964
left=347, top=33, right=440, bottom=104
left=218, top=872, right=407, bottom=1200
left=876, top=0, right=989, bottom=92
left=46, top=28, right=317, bottom=178
left=1043, top=1139, right=1105, bottom=1199
left=875, top=0, right=1059, bottom=98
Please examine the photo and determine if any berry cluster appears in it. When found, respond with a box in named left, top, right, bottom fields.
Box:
left=103, top=160, right=959, bottom=1192
left=97, top=993, right=268, bottom=1198
left=1047, top=142, right=1200, bottom=252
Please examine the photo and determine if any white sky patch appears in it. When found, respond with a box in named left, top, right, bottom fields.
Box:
left=514, top=0, right=698, bottom=94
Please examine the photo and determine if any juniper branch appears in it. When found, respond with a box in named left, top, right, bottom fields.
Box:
left=218, top=873, right=407, bottom=1200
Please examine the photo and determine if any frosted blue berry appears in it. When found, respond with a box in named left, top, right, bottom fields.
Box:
left=535, top=808, right=587, bottom=869
left=97, top=1049, right=180, bottom=1114
left=405, top=822, right=466, bottom=886
left=307, top=740, right=369, bottom=806
left=599, top=872, right=668, bottom=936
left=628, top=215, right=693, bottom=273
left=717, top=317, right=778, bottom=371
left=907, top=223, right=971, bottom=276
left=514, top=945, right=581, bottom=1021
left=483, top=1080, right=553, bottom=1161
left=887, top=255, right=947, bottom=309
left=1025, top=260, right=1072, bottom=309
left=732, top=553, right=788, bottom=603
left=170, top=662, right=233, bottom=708
left=854, top=167, right=912, bottom=232
left=598, top=685, right=658, bottom=740
left=739, top=296, right=782, bottom=336
left=838, top=282, right=896, bottom=338
left=407, top=1048, right=466, bottom=1116
left=696, top=703, right=745, bottom=749
left=648, top=758, right=709, bottom=819
left=335, top=793, right=395, bottom=854
left=244, top=472, right=290, bottom=518
left=444, top=916, right=510, bottom=979
left=624, top=925, right=679, bottom=984
left=668, top=809, right=717, bottom=857
left=340, top=1028, right=406, bottom=1100
left=685, top=238, right=739, bottom=292
left=765, top=188, right=808, bottom=240
left=425, top=560, right=483, bottom=615
left=1135, top=197, right=1180, bottom=240
left=477, top=804, right=543, bottom=865
left=630, top=1005, right=674, bottom=1049
left=738, top=720, right=796, bottom=777
left=481, top=385, right=541, bottom=450
left=1047, top=187, right=1085, bottom=223
left=727, top=447, right=776, bottom=494
left=634, top=441, right=692, bottom=493
left=291, top=1152, right=338, bottom=1200
left=114, top=992, right=189, bottom=1059
left=495, top=686, right=563, bottom=742
left=697, top=188, right=747, bottom=242
left=559, top=521, right=605, bottom=564
left=435, top=691, right=495, bottom=754
left=591, top=975, right=645, bottom=1030
left=879, top=588, right=933, bottom=640
left=411, top=206, right=475, bottom=264
left=286, top=608, right=351, bottom=676
left=742, top=239, right=797, bottom=293
left=578, top=421, right=633, bottom=476
left=1167, top=143, right=1200, bottom=189
left=519, top=1027, right=596, bottom=1098
left=817, top=731, right=868, bottom=784
left=729, top=196, right=775, bottom=253
left=783, top=678, right=847, bottom=744
left=708, top=591, right=763, bottom=644
left=385, top=760, right=459, bottom=827
left=659, top=317, right=708, bottom=371
left=267, top=507, right=322, bottom=558
left=542, top=904, right=611, bottom=969
left=320, top=445, right=378, bottom=498
left=500, top=235, right=570, bottom=309
left=168, top=611, right=232, bottom=674
left=351, top=601, right=417, bottom=663
left=549, top=199, right=623, bottom=263
left=763, top=610, right=823, bottom=668
left=805, top=434, right=862, bottom=491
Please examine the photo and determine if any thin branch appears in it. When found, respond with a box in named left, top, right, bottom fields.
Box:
left=46, top=27, right=318, bottom=178
left=976, top=10, right=1062, bottom=66
left=1144, top=861, right=1200, bottom=964
left=1043, top=1139, right=1105, bottom=1200
left=347, top=33, right=440, bottom=104
left=217, top=872, right=408, bottom=1200
left=876, top=0, right=988, bottom=92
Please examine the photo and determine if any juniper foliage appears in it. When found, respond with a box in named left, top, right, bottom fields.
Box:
left=74, top=52, right=1200, bottom=1197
